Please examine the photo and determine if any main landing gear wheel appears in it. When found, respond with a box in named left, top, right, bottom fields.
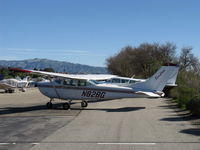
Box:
left=46, top=102, right=53, bottom=109
left=81, top=101, right=88, bottom=108
left=63, top=102, right=70, bottom=110
left=5, top=89, right=14, bottom=93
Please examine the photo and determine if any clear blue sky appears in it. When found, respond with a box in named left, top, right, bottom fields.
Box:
left=0, top=0, right=200, bottom=67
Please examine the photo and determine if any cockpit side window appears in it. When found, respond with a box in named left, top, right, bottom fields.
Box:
left=70, top=79, right=78, bottom=86
left=78, top=80, right=87, bottom=86
left=63, top=79, right=71, bottom=85
left=61, top=79, right=88, bottom=86
left=121, top=79, right=129, bottom=83
left=112, top=78, right=120, bottom=83
left=55, top=78, right=62, bottom=84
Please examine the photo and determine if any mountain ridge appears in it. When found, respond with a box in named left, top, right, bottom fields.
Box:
left=0, top=58, right=107, bottom=74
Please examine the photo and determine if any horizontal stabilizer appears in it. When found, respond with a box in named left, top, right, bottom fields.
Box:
left=131, top=64, right=179, bottom=92
left=135, top=91, right=160, bottom=98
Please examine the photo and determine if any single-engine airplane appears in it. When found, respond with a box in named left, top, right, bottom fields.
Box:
left=10, top=63, right=179, bottom=110
left=0, top=75, right=30, bottom=93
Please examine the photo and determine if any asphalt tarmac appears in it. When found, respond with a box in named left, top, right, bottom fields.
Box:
left=0, top=88, right=199, bottom=150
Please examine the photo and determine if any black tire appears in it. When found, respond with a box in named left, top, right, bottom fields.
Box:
left=46, top=102, right=53, bottom=109
left=63, top=103, right=70, bottom=110
left=8, top=89, right=14, bottom=93
left=81, top=101, right=88, bottom=107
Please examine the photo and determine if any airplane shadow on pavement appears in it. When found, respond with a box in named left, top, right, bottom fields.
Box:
left=0, top=103, right=67, bottom=116
left=79, top=107, right=146, bottom=112
left=0, top=104, right=145, bottom=115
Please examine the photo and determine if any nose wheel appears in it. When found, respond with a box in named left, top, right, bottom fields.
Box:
left=46, top=98, right=53, bottom=109
left=81, top=100, right=88, bottom=108
left=46, top=102, right=53, bottom=109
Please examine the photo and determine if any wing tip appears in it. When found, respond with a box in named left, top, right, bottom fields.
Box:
left=9, top=68, right=32, bottom=73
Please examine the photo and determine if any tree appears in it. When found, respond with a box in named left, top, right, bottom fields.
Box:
left=179, top=47, right=199, bottom=72
left=106, top=42, right=176, bottom=78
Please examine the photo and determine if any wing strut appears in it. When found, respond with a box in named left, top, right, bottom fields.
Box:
left=49, top=78, right=61, bottom=99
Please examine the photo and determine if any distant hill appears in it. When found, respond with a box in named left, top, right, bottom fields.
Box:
left=0, top=58, right=108, bottom=74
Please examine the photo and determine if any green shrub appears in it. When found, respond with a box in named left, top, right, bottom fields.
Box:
left=179, top=87, right=197, bottom=108
left=170, top=85, right=198, bottom=109
left=169, top=87, right=179, bottom=99
left=187, top=95, right=200, bottom=116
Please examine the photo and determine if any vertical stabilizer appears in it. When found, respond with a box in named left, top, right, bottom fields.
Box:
left=131, top=63, right=179, bottom=92
left=166, top=68, right=179, bottom=86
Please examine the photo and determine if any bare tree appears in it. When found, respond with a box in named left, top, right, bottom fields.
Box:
left=179, top=47, right=199, bottom=72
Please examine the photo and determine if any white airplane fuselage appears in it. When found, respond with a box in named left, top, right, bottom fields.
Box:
left=37, top=80, right=150, bottom=101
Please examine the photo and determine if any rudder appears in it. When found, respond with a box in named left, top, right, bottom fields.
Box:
left=131, top=63, right=179, bottom=92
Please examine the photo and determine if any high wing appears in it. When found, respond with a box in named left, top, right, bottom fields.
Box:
left=10, top=68, right=90, bottom=80
left=10, top=68, right=119, bottom=81
left=69, top=74, right=117, bottom=80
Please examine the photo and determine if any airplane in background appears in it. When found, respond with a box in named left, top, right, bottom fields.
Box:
left=73, top=67, right=179, bottom=96
left=0, top=75, right=30, bottom=93
left=98, top=67, right=179, bottom=96
left=10, top=63, right=179, bottom=110
left=67, top=67, right=178, bottom=88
